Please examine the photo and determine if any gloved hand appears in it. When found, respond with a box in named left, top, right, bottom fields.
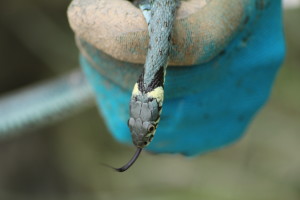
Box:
left=68, top=0, right=285, bottom=156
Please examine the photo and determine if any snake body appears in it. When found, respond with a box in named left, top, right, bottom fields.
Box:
left=111, top=0, right=179, bottom=172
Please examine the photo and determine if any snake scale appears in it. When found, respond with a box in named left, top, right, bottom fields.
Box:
left=107, top=0, right=180, bottom=172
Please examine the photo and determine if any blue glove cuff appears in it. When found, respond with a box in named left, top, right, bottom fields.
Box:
left=80, top=0, right=285, bottom=156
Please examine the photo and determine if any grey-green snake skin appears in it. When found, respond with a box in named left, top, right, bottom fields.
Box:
left=110, top=0, right=179, bottom=172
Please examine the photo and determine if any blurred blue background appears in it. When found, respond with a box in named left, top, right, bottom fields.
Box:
left=0, top=0, right=299, bottom=199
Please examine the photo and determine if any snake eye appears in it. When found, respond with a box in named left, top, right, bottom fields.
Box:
left=147, top=124, right=155, bottom=132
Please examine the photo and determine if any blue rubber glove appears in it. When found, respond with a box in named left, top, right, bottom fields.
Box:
left=78, top=0, right=285, bottom=156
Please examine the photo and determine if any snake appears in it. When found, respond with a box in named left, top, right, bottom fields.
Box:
left=106, top=0, right=180, bottom=172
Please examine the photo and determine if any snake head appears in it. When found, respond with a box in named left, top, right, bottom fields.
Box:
left=128, top=88, right=162, bottom=148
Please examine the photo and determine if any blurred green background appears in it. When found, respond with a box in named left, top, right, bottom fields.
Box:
left=0, top=0, right=299, bottom=199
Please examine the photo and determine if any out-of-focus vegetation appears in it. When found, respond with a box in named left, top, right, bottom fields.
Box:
left=0, top=0, right=299, bottom=199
